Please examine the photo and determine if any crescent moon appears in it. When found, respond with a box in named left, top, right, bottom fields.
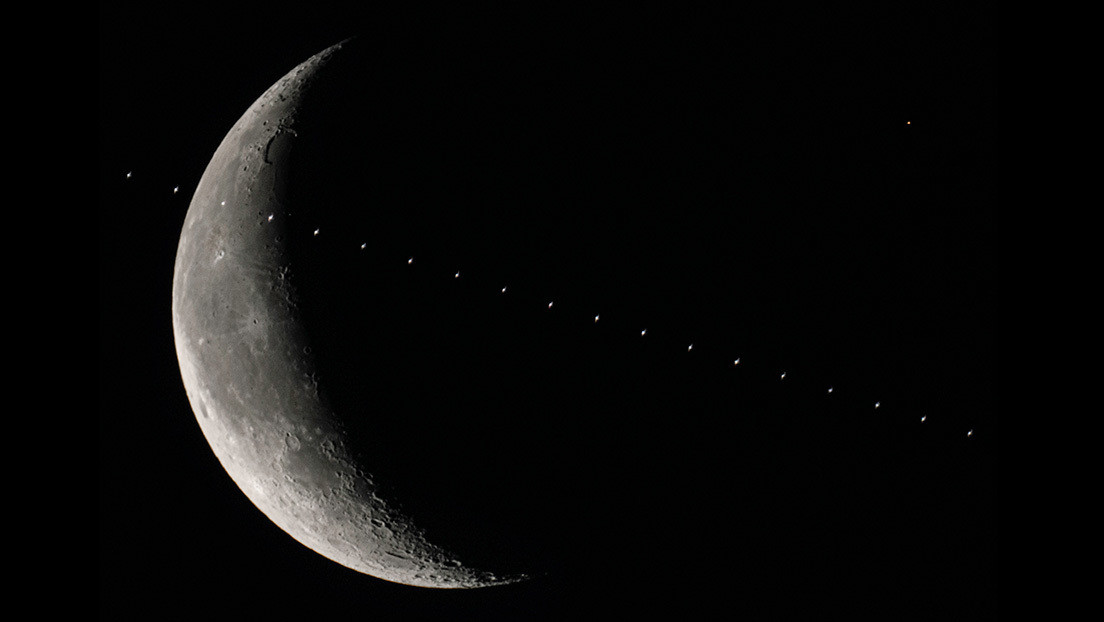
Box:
left=171, top=40, right=526, bottom=588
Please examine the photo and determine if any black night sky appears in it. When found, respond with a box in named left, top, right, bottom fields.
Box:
left=99, top=4, right=997, bottom=619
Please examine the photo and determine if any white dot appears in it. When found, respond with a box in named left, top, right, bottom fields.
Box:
left=221, top=200, right=226, bottom=206
left=173, top=186, right=180, bottom=194
left=827, top=387, right=834, bottom=394
left=641, top=329, right=647, bottom=336
left=920, top=415, right=927, bottom=423
left=125, top=171, right=132, bottom=178
left=874, top=401, right=881, bottom=409
left=408, top=257, right=414, bottom=264
left=548, top=301, right=553, bottom=309
left=733, top=358, right=740, bottom=366
left=594, top=315, right=600, bottom=323
left=454, top=271, right=460, bottom=278
left=501, top=286, right=507, bottom=293
left=780, top=372, right=786, bottom=380
left=313, top=228, right=320, bottom=236
left=360, top=243, right=366, bottom=249
left=967, top=429, right=973, bottom=437
left=268, top=214, right=274, bottom=222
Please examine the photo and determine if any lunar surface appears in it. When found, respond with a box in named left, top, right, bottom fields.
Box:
left=171, top=40, right=528, bottom=588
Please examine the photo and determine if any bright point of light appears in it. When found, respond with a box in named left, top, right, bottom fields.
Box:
left=780, top=372, right=786, bottom=380
left=874, top=401, right=881, bottom=409
left=501, top=286, right=507, bottom=293
left=734, top=358, right=740, bottom=366
left=920, top=415, right=927, bottom=423
left=594, top=315, right=600, bottom=323
left=641, top=329, right=647, bottom=336
left=454, top=271, right=460, bottom=278
left=267, top=214, right=274, bottom=222
left=688, top=344, right=693, bottom=352
left=967, top=429, right=974, bottom=437
left=827, top=387, right=834, bottom=394
left=173, top=186, right=180, bottom=194
left=548, top=301, right=554, bottom=309
left=408, top=257, right=413, bottom=264
left=125, top=171, right=132, bottom=179
left=313, top=228, right=320, bottom=236
left=221, top=200, right=226, bottom=206
left=360, top=243, right=367, bottom=249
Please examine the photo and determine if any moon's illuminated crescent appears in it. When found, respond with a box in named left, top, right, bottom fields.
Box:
left=171, top=40, right=526, bottom=588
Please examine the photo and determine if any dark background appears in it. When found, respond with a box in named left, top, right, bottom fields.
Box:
left=99, top=3, right=997, bottom=619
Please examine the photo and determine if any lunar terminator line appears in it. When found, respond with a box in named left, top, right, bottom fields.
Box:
left=171, top=40, right=527, bottom=589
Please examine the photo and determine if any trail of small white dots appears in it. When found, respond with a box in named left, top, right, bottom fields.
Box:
left=319, top=243, right=979, bottom=443
left=151, top=167, right=979, bottom=446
